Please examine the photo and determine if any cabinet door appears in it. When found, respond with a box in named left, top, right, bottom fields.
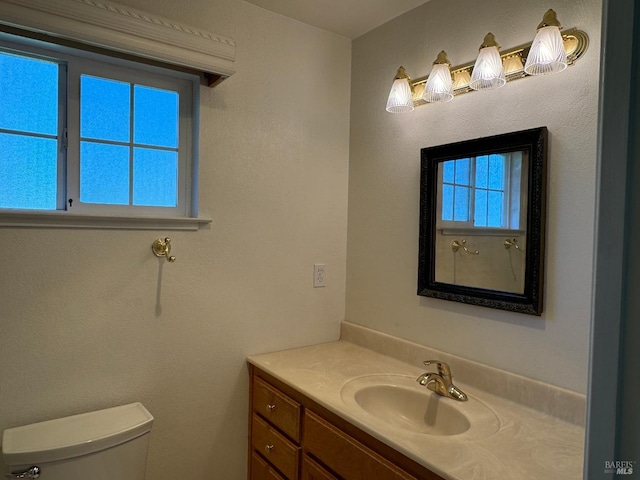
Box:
left=304, top=410, right=416, bottom=480
left=302, top=455, right=338, bottom=480
left=251, top=451, right=286, bottom=480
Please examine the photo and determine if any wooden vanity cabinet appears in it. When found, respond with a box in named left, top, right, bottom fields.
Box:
left=248, top=365, right=445, bottom=480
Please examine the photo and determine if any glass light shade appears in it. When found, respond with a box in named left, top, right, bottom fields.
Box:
left=423, top=63, right=453, bottom=103
left=386, top=77, right=414, bottom=113
left=524, top=26, right=567, bottom=75
left=470, top=46, right=506, bottom=90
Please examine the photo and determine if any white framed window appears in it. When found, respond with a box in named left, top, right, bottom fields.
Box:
left=437, top=152, right=527, bottom=231
left=0, top=34, right=205, bottom=230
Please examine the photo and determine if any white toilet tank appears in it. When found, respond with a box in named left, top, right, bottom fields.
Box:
left=2, top=403, right=154, bottom=480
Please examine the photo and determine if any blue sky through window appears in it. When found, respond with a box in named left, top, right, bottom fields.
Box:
left=441, top=158, right=472, bottom=222
left=441, top=155, right=507, bottom=227
left=79, top=76, right=179, bottom=207
left=0, top=51, right=59, bottom=209
left=133, top=148, right=178, bottom=207
left=0, top=52, right=58, bottom=135
left=473, top=155, right=505, bottom=227
left=80, top=142, right=129, bottom=205
left=0, top=133, right=57, bottom=209
left=134, top=85, right=178, bottom=148
left=81, top=75, right=130, bottom=142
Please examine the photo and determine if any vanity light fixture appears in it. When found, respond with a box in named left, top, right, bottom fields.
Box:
left=385, top=9, right=588, bottom=112
left=422, top=51, right=454, bottom=103
left=469, top=33, right=506, bottom=91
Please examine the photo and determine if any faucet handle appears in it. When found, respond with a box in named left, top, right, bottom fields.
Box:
left=423, top=360, right=452, bottom=377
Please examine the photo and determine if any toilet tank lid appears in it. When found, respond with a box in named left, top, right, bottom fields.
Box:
left=2, top=402, right=154, bottom=465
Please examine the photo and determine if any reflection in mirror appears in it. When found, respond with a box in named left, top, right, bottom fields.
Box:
left=435, top=151, right=529, bottom=293
left=418, top=127, right=547, bottom=315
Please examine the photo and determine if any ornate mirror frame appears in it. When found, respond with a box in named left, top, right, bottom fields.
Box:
left=418, top=127, right=547, bottom=315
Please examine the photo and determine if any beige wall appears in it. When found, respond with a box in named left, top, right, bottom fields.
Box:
left=346, top=0, right=601, bottom=393
left=435, top=232, right=527, bottom=292
left=0, top=1, right=350, bottom=478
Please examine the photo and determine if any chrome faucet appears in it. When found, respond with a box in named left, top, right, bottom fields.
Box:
left=416, top=360, right=467, bottom=401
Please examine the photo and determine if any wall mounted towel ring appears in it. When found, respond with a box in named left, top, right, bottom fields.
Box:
left=152, top=237, right=176, bottom=262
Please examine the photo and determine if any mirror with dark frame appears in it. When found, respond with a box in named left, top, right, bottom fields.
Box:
left=418, top=127, right=547, bottom=315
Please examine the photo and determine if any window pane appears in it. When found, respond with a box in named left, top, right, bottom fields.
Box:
left=80, top=142, right=129, bottom=204
left=81, top=75, right=130, bottom=142
left=134, top=85, right=178, bottom=148
left=454, top=158, right=471, bottom=186
left=487, top=191, right=504, bottom=227
left=0, top=133, right=57, bottom=209
left=0, top=52, right=58, bottom=135
left=488, top=154, right=505, bottom=190
left=133, top=148, right=177, bottom=207
left=442, top=160, right=455, bottom=184
left=474, top=189, right=488, bottom=227
left=453, top=186, right=470, bottom=221
left=442, top=184, right=453, bottom=221
left=475, top=155, right=488, bottom=189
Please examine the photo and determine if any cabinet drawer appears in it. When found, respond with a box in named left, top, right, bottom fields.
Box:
left=251, top=451, right=286, bottom=480
left=304, top=410, right=416, bottom=480
left=252, top=413, right=300, bottom=479
left=253, top=376, right=301, bottom=442
left=302, top=454, right=338, bottom=480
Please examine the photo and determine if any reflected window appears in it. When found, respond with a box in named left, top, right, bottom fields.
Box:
left=439, top=152, right=524, bottom=230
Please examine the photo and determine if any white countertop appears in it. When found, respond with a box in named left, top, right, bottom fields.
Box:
left=248, top=340, right=584, bottom=480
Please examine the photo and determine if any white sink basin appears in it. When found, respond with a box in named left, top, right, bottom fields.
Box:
left=341, top=374, right=500, bottom=438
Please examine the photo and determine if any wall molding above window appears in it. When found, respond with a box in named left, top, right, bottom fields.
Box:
left=0, top=0, right=235, bottom=84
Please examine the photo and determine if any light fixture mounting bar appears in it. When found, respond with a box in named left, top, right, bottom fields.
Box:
left=409, top=28, right=588, bottom=106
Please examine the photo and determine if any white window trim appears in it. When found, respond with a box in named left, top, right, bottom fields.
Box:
left=0, top=0, right=235, bottom=79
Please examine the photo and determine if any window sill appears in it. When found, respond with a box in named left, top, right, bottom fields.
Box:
left=0, top=210, right=211, bottom=231
left=439, top=227, right=525, bottom=236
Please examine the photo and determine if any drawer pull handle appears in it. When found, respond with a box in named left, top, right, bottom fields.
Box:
left=267, top=403, right=276, bottom=412
left=265, top=444, right=274, bottom=453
